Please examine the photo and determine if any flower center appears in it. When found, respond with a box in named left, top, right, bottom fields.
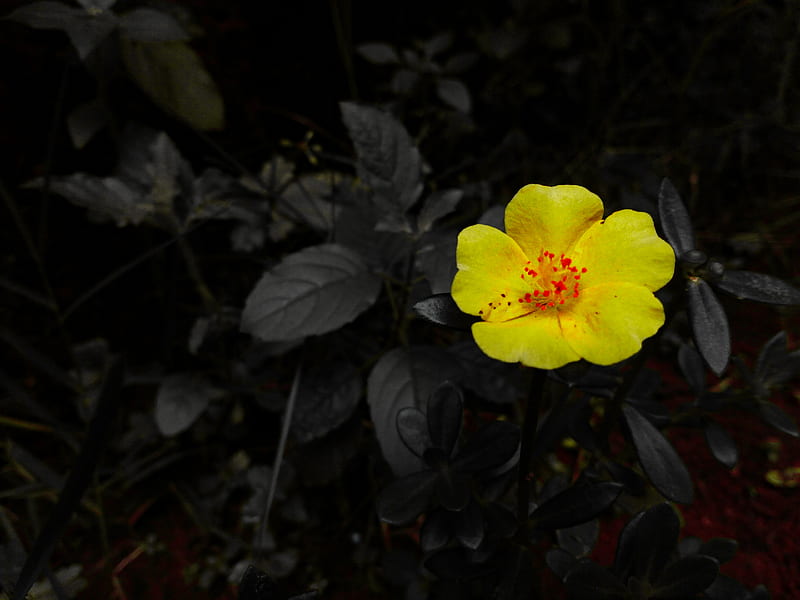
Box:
left=517, top=250, right=587, bottom=311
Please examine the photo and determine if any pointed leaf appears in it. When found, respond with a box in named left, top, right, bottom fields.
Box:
left=714, top=270, right=800, bottom=305
left=356, top=42, right=400, bottom=65
left=412, top=293, right=478, bottom=330
left=367, top=346, right=462, bottom=475
left=454, top=498, right=484, bottom=549
left=417, top=189, right=463, bottom=232
left=396, top=407, right=431, bottom=458
left=240, top=243, right=380, bottom=342
left=546, top=548, right=578, bottom=581
left=623, top=405, right=694, bottom=503
left=758, top=401, right=799, bottom=437
left=340, top=102, right=422, bottom=217
left=426, top=382, right=463, bottom=455
left=614, top=503, right=679, bottom=583
left=436, top=78, right=472, bottom=113
left=531, top=482, right=622, bottom=531
left=67, top=98, right=108, bottom=149
left=687, top=277, right=730, bottom=376
left=653, top=555, right=719, bottom=598
left=420, top=510, right=452, bottom=552
left=564, top=561, right=627, bottom=600
left=697, top=538, right=738, bottom=565
left=155, top=373, right=225, bottom=436
left=377, top=470, right=437, bottom=525
left=657, top=178, right=695, bottom=256
left=704, top=420, right=738, bottom=469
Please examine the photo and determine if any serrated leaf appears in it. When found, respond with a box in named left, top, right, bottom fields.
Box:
left=436, top=78, right=471, bottom=113
left=758, top=401, right=799, bottom=437
left=687, top=278, right=730, bottom=376
left=356, top=42, right=399, bottom=64
left=614, top=503, right=680, bottom=583
left=704, top=421, right=738, bottom=469
left=653, top=555, right=719, bottom=598
left=412, top=293, right=477, bottom=329
left=291, top=360, right=362, bottom=444
left=657, top=178, right=694, bottom=256
left=377, top=470, right=438, bottom=525
left=531, top=482, right=622, bottom=531
left=714, top=269, right=800, bottom=305
left=367, top=346, right=461, bottom=475
left=240, top=243, right=380, bottom=342
left=339, top=102, right=422, bottom=218
left=623, top=405, right=694, bottom=503
left=121, top=39, right=224, bottom=130
left=417, top=189, right=463, bottom=232
left=154, top=373, right=225, bottom=436
left=118, top=8, right=187, bottom=42
left=564, top=561, right=627, bottom=599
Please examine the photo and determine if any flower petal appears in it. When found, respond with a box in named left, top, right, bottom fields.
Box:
left=560, top=283, right=665, bottom=365
left=505, top=184, right=604, bottom=258
left=451, top=224, right=535, bottom=322
left=472, top=313, right=581, bottom=369
left=572, top=209, right=675, bottom=291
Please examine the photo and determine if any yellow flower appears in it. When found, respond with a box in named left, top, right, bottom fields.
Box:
left=451, top=184, right=675, bottom=369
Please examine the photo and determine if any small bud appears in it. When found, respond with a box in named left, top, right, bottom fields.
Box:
left=680, top=249, right=707, bottom=267
left=705, top=260, right=725, bottom=280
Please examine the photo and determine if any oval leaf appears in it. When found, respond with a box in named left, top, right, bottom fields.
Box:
left=436, top=78, right=472, bottom=113
left=356, top=42, right=400, bottom=65
left=657, top=178, right=695, bottom=256
left=367, top=346, right=462, bottom=475
left=155, top=373, right=225, bottom=436
left=531, top=482, right=622, bottom=531
left=714, top=269, right=800, bottom=305
left=704, top=420, right=738, bottom=469
left=687, top=278, right=730, bottom=376
left=623, top=405, right=694, bottom=503
left=614, top=503, right=680, bottom=583
left=758, top=401, right=799, bottom=437
left=396, top=407, right=431, bottom=458
left=241, top=243, right=380, bottom=342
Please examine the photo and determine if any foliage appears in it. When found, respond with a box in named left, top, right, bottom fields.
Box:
left=1, top=1, right=800, bottom=599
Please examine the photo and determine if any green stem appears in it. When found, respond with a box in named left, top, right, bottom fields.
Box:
left=516, top=368, right=548, bottom=531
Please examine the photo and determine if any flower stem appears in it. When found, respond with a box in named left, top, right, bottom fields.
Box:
left=517, top=368, right=548, bottom=530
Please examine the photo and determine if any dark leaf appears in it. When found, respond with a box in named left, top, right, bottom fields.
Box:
left=154, top=373, right=225, bottom=436
left=426, top=382, right=463, bottom=456
left=614, top=503, right=679, bottom=583
left=697, top=538, right=738, bottom=565
left=493, top=546, right=535, bottom=600
left=448, top=340, right=524, bottom=404
left=556, top=518, right=599, bottom=558
left=623, top=405, right=694, bottom=503
left=546, top=548, right=577, bottom=581
left=240, top=243, right=381, bottom=342
left=454, top=498, right=484, bottom=549
left=652, top=555, right=719, bottom=598
left=294, top=418, right=361, bottom=486
left=657, top=178, right=694, bottom=256
left=119, top=7, right=187, bottom=42
left=434, top=467, right=470, bottom=511
left=714, top=270, right=800, bottom=305
left=436, top=78, right=472, bottom=113
left=415, top=230, right=458, bottom=294
left=413, top=293, right=477, bottom=330
left=755, top=331, right=800, bottom=388
left=340, top=102, right=422, bottom=218
left=423, top=548, right=478, bottom=580
left=484, top=502, right=517, bottom=540
left=678, top=343, right=707, bottom=397
left=704, top=421, right=738, bottom=469
left=531, top=482, right=622, bottom=531
left=421, top=510, right=452, bottom=552
left=604, top=460, right=647, bottom=496
left=356, top=42, right=400, bottom=65
left=291, top=361, right=362, bottom=444
left=703, top=574, right=751, bottom=600
left=758, top=402, right=799, bottom=437
left=367, top=346, right=462, bottom=475
left=396, top=407, right=431, bottom=458
left=67, top=98, right=108, bottom=149
left=377, top=470, right=438, bottom=525
left=238, top=565, right=277, bottom=600
left=563, top=560, right=627, bottom=600
left=687, top=277, right=730, bottom=376
left=417, top=189, right=463, bottom=232
left=452, top=421, right=520, bottom=473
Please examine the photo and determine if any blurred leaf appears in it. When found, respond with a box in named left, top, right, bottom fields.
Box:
left=697, top=538, right=738, bottom=564
left=758, top=401, right=799, bottom=437
left=614, top=503, right=679, bottom=583
left=291, top=360, right=361, bottom=444
left=415, top=230, right=458, bottom=294
left=367, top=346, right=461, bottom=475
left=530, top=481, right=622, bottom=531
left=238, top=565, right=278, bottom=600
left=340, top=102, right=422, bottom=223
left=453, top=499, right=483, bottom=549
left=546, top=547, right=578, bottom=581
left=240, top=243, right=380, bottom=342
left=623, top=405, right=694, bottom=503
left=421, top=510, right=451, bottom=552
left=294, top=418, right=361, bottom=487
left=121, top=39, right=224, bottom=130
left=652, top=555, right=719, bottom=598
left=377, top=470, right=438, bottom=525
left=657, top=178, right=694, bottom=256
left=704, top=420, right=738, bottom=469
left=564, top=561, right=627, bottom=599
left=755, top=331, right=800, bottom=388
left=448, top=340, right=524, bottom=404
left=356, top=42, right=399, bottom=64
left=556, top=519, right=599, bottom=558
left=687, top=278, right=730, bottom=376
left=67, top=98, right=108, bottom=149
left=426, top=382, right=463, bottom=456
left=434, top=467, right=470, bottom=511
left=452, top=421, right=519, bottom=473
left=422, top=31, right=453, bottom=59
left=154, top=373, right=225, bottom=436
left=417, top=189, right=463, bottom=232
left=118, top=7, right=187, bottom=42
left=413, top=293, right=477, bottom=329
left=436, top=78, right=471, bottom=113
left=0, top=328, right=78, bottom=392
left=443, top=52, right=479, bottom=74
left=76, top=0, right=116, bottom=10
left=493, top=545, right=535, bottom=600
left=714, top=270, right=800, bottom=305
